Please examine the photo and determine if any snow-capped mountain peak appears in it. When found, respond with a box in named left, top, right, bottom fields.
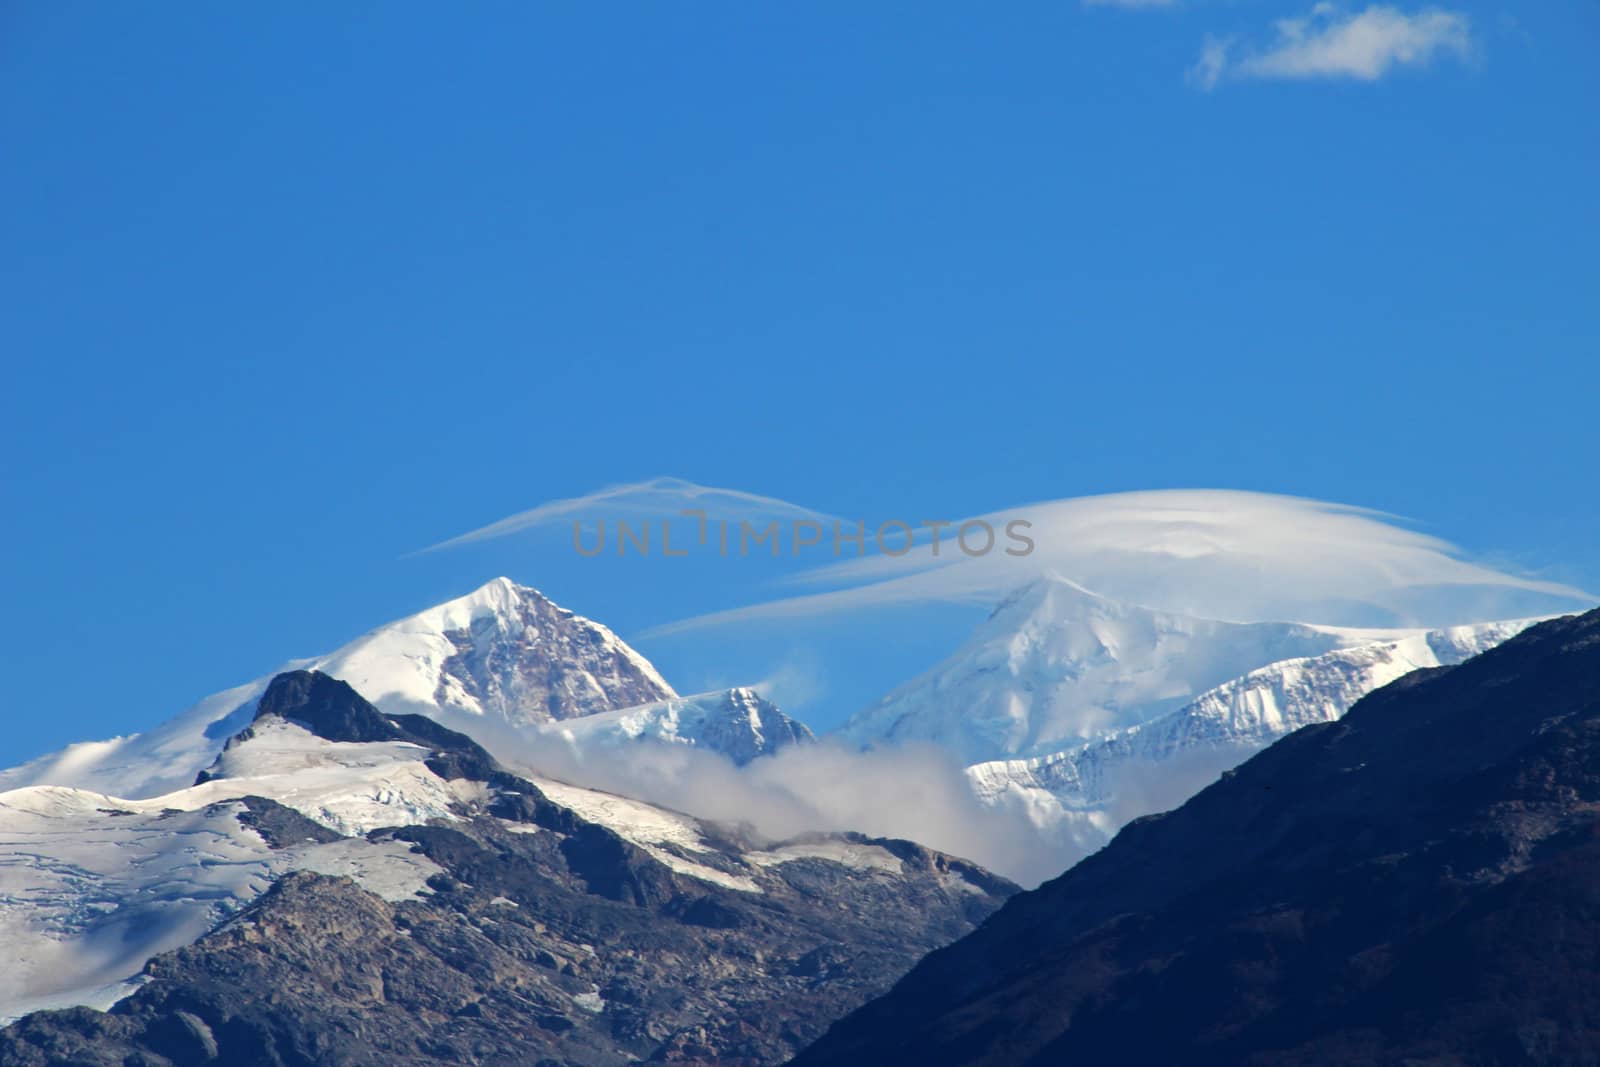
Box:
left=0, top=579, right=678, bottom=801
left=835, top=573, right=1378, bottom=765
left=319, top=577, right=677, bottom=726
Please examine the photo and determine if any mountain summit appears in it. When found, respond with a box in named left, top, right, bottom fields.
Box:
left=837, top=573, right=1513, bottom=765
left=317, top=577, right=676, bottom=725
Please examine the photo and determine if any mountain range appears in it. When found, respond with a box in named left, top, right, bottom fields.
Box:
left=0, top=573, right=1567, bottom=1065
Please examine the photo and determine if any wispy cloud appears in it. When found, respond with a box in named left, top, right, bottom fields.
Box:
left=414, top=476, right=839, bottom=554
left=645, top=489, right=1592, bottom=635
left=1190, top=4, right=1474, bottom=90
left=420, top=476, right=1591, bottom=634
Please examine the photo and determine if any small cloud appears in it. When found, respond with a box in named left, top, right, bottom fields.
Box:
left=1192, top=4, right=1474, bottom=89
left=750, top=652, right=827, bottom=710
left=1189, top=36, right=1234, bottom=90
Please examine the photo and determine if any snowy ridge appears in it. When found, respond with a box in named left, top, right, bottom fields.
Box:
left=0, top=579, right=677, bottom=801
left=966, top=616, right=1540, bottom=840
left=836, top=574, right=1414, bottom=766
left=543, top=687, right=815, bottom=765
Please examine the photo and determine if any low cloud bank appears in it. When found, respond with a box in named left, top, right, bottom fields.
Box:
left=466, top=716, right=1085, bottom=887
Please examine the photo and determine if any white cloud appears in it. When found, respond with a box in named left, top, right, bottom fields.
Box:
left=646, top=489, right=1592, bottom=634
left=484, top=724, right=1073, bottom=886
left=414, top=475, right=839, bottom=554
left=421, top=476, right=1590, bottom=633
left=1191, top=36, right=1233, bottom=90
left=1191, top=4, right=1473, bottom=89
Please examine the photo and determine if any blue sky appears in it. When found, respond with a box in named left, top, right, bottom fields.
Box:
left=2, top=3, right=1596, bottom=762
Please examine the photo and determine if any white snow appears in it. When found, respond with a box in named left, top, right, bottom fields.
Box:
left=747, top=840, right=904, bottom=874
left=532, top=777, right=762, bottom=893
left=290, top=838, right=441, bottom=903
left=534, top=779, right=710, bottom=852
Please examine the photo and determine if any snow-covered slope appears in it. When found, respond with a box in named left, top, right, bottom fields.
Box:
left=0, top=718, right=454, bottom=1023
left=0, top=579, right=678, bottom=800
left=542, top=687, right=815, bottom=765
left=836, top=574, right=1404, bottom=765
left=965, top=617, right=1539, bottom=844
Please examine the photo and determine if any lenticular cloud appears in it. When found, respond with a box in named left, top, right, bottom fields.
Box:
left=421, top=479, right=1592, bottom=631
left=649, top=488, right=1592, bottom=631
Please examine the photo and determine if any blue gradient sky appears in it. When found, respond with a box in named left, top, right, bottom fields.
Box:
left=3, top=3, right=1597, bottom=762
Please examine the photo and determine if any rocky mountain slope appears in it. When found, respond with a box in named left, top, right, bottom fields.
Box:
left=792, top=607, right=1600, bottom=1066
left=0, top=580, right=805, bottom=800
left=0, top=671, right=1013, bottom=1066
